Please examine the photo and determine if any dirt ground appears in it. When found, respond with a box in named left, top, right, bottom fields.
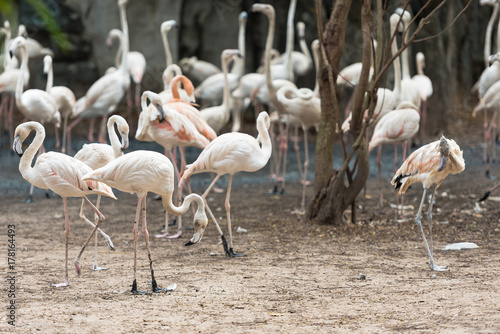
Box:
left=1, top=117, right=500, bottom=333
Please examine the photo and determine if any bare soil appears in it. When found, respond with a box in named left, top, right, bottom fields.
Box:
left=1, top=121, right=500, bottom=333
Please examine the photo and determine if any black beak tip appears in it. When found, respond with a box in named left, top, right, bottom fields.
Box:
left=9, top=50, right=13, bottom=58
left=184, top=241, right=195, bottom=247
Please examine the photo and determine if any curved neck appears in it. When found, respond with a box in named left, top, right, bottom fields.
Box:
left=15, top=45, right=28, bottom=109
left=118, top=2, right=128, bottom=73
left=19, top=123, right=45, bottom=181
left=162, top=28, right=173, bottom=67
left=163, top=64, right=182, bottom=90
left=298, top=36, right=312, bottom=68
left=162, top=193, right=204, bottom=217
left=46, top=62, right=53, bottom=93
left=486, top=4, right=500, bottom=67
left=256, top=116, right=272, bottom=163
left=113, top=32, right=123, bottom=68
left=391, top=22, right=401, bottom=99
left=170, top=75, right=192, bottom=100
left=263, top=9, right=280, bottom=110
left=107, top=118, right=122, bottom=158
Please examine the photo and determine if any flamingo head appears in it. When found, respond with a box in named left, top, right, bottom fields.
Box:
left=118, top=0, right=128, bottom=7
left=297, top=22, right=306, bottom=39
left=106, top=29, right=121, bottom=48
left=111, top=115, right=130, bottom=151
left=249, top=3, right=275, bottom=19
left=13, top=121, right=40, bottom=157
left=184, top=195, right=208, bottom=247
left=239, top=11, right=248, bottom=23
left=43, top=55, right=52, bottom=75
left=9, top=36, right=26, bottom=58
left=489, top=53, right=500, bottom=66
left=161, top=20, right=178, bottom=33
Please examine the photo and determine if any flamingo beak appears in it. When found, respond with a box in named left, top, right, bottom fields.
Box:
left=155, top=103, right=165, bottom=122
left=121, top=134, right=129, bottom=151
left=13, top=136, right=23, bottom=157
left=438, top=155, right=447, bottom=172
left=185, top=227, right=204, bottom=246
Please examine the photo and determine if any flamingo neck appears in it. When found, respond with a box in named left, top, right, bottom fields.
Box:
left=161, top=193, right=204, bottom=217
left=401, top=17, right=411, bottom=80
left=416, top=59, right=424, bottom=76
left=113, top=32, right=124, bottom=68
left=263, top=9, right=282, bottom=112
left=312, top=42, right=320, bottom=97
left=19, top=122, right=45, bottom=182
left=221, top=55, right=232, bottom=114
left=15, top=45, right=28, bottom=110
left=107, top=118, right=122, bottom=158
left=118, top=2, right=128, bottom=73
left=236, top=16, right=247, bottom=77
left=46, top=62, right=53, bottom=94
left=298, top=35, right=312, bottom=70
left=486, top=4, right=499, bottom=67
left=284, top=0, right=297, bottom=81
left=390, top=22, right=401, bottom=100
left=162, top=28, right=173, bottom=67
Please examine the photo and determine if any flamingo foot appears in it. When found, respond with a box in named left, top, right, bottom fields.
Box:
left=103, top=235, right=115, bottom=251
left=131, top=279, right=151, bottom=295
left=268, top=184, right=279, bottom=195
left=152, top=280, right=168, bottom=293
left=92, top=264, right=109, bottom=271
left=431, top=263, right=449, bottom=272
left=486, top=170, right=496, bottom=180
left=228, top=248, right=244, bottom=257
left=51, top=280, right=69, bottom=288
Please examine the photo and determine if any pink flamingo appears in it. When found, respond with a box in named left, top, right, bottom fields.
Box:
left=13, top=121, right=116, bottom=287
left=74, top=115, right=129, bottom=270
left=392, top=135, right=465, bottom=271
left=81, top=150, right=208, bottom=294
left=180, top=111, right=272, bottom=257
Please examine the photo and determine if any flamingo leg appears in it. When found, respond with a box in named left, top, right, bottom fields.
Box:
left=140, top=196, right=167, bottom=293
left=92, top=195, right=110, bottom=271
left=73, top=196, right=107, bottom=276
left=415, top=187, right=448, bottom=271
left=54, top=123, right=60, bottom=152
left=77, top=197, right=114, bottom=250
left=135, top=81, right=141, bottom=114
left=377, top=145, right=383, bottom=207
left=98, top=116, right=108, bottom=144
left=293, top=127, right=309, bottom=215
left=486, top=110, right=497, bottom=179
left=127, top=84, right=133, bottom=125
left=280, top=119, right=290, bottom=194
left=7, top=95, right=15, bottom=149
left=132, top=196, right=144, bottom=294
left=200, top=174, right=231, bottom=256
left=61, top=115, right=69, bottom=154
left=420, top=98, right=427, bottom=138
left=88, top=118, right=95, bottom=142
left=52, top=197, right=70, bottom=287
left=292, top=125, right=303, bottom=181
left=225, top=174, right=242, bottom=257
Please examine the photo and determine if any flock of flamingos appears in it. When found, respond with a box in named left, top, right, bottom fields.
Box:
left=10, top=0, right=500, bottom=294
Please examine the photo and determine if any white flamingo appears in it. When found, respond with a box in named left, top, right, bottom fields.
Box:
left=43, top=55, right=76, bottom=154
left=81, top=150, right=208, bottom=294
left=180, top=111, right=272, bottom=257
left=412, top=52, right=433, bottom=137
left=74, top=115, right=129, bottom=271
left=13, top=121, right=116, bottom=287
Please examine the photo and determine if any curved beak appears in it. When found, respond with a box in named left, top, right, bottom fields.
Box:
left=9, top=49, right=13, bottom=58
left=155, top=103, right=165, bottom=122
left=438, top=155, right=447, bottom=172
left=121, top=134, right=129, bottom=151
left=184, top=227, right=204, bottom=246
left=13, top=136, right=23, bottom=157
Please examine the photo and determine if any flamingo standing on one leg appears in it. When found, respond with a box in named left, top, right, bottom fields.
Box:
left=180, top=111, right=272, bottom=257
left=74, top=115, right=129, bottom=270
left=13, top=121, right=116, bottom=287
left=43, top=55, right=76, bottom=154
left=391, top=135, right=465, bottom=271
left=81, top=150, right=208, bottom=294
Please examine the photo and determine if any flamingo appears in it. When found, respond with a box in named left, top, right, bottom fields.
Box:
left=276, top=86, right=320, bottom=214
left=391, top=135, right=465, bottom=271
left=179, top=56, right=221, bottom=86
left=136, top=91, right=212, bottom=238
left=10, top=36, right=61, bottom=203
left=480, top=0, right=500, bottom=68
left=81, top=150, right=208, bottom=294
left=67, top=0, right=130, bottom=144
left=106, top=28, right=146, bottom=120
left=0, top=21, right=28, bottom=147
left=412, top=52, right=433, bottom=138
left=180, top=111, right=272, bottom=257
left=230, top=12, right=249, bottom=133
left=368, top=102, right=420, bottom=208
left=200, top=49, right=241, bottom=134
left=159, top=68, right=195, bottom=104
left=74, top=115, right=129, bottom=270
left=14, top=24, right=54, bottom=58
left=43, top=55, right=76, bottom=154
left=13, top=121, right=116, bottom=287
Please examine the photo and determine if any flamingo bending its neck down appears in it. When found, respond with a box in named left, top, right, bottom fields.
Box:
left=180, top=111, right=272, bottom=257
left=82, top=150, right=208, bottom=294
left=392, top=135, right=465, bottom=271
left=13, top=121, right=116, bottom=287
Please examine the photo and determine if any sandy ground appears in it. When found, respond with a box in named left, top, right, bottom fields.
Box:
left=1, top=122, right=500, bottom=333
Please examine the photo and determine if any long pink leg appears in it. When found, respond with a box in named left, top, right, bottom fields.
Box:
left=135, top=81, right=141, bottom=113
left=52, top=197, right=70, bottom=287
left=8, top=95, right=15, bottom=148
left=377, top=145, right=383, bottom=208
left=97, top=116, right=108, bottom=144
left=131, top=197, right=142, bottom=293
left=127, top=84, right=133, bottom=125
left=54, top=123, right=60, bottom=152
left=61, top=115, right=69, bottom=154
